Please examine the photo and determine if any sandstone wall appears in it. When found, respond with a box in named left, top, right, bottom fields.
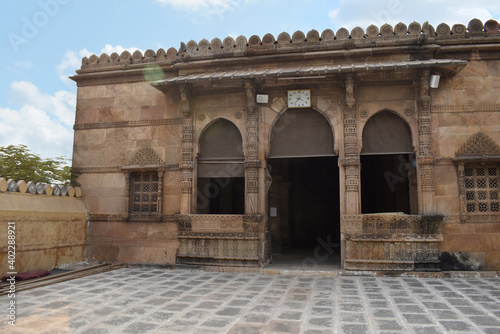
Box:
left=0, top=179, right=87, bottom=276
left=432, top=59, right=500, bottom=270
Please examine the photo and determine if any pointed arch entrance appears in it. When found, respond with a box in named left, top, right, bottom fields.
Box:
left=197, top=118, right=245, bottom=214
left=267, top=108, right=340, bottom=266
left=360, top=110, right=417, bottom=214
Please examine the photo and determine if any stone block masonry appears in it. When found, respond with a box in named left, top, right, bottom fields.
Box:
left=0, top=177, right=87, bottom=276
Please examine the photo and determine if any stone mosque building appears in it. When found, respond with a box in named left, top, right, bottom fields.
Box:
left=71, top=19, right=500, bottom=271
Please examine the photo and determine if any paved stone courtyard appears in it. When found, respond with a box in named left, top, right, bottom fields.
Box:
left=2, top=267, right=500, bottom=333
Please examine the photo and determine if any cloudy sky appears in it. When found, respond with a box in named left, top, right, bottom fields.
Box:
left=1, top=0, right=499, bottom=161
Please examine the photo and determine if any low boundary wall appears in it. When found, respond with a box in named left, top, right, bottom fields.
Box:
left=0, top=177, right=88, bottom=277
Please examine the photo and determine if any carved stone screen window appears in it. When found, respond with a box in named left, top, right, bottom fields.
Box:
left=131, top=172, right=159, bottom=214
left=464, top=165, right=499, bottom=214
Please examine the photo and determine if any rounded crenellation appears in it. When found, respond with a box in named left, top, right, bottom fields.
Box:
left=79, top=19, right=499, bottom=70
left=0, top=176, right=81, bottom=198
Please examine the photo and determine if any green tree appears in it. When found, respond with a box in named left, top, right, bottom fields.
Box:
left=0, top=144, right=75, bottom=185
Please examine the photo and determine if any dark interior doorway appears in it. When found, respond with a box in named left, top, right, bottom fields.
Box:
left=361, top=154, right=415, bottom=214
left=267, top=157, right=340, bottom=265
left=197, top=177, right=245, bottom=214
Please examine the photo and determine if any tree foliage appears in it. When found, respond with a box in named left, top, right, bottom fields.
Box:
left=0, top=145, right=74, bottom=185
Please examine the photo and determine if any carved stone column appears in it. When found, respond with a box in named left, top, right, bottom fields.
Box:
left=244, top=81, right=260, bottom=214
left=179, top=85, right=194, bottom=214
left=341, top=74, right=361, bottom=214
left=417, top=70, right=435, bottom=214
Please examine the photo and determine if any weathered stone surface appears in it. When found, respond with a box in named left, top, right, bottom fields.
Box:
left=71, top=18, right=500, bottom=270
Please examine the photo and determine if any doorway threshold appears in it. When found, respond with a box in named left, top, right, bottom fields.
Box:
left=263, top=247, right=341, bottom=275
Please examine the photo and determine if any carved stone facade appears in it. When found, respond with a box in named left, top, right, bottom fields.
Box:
left=71, top=19, right=500, bottom=271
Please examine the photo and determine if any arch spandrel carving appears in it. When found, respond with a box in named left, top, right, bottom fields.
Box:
left=456, top=132, right=500, bottom=157
left=127, top=147, right=165, bottom=167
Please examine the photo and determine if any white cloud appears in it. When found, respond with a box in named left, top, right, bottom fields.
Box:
left=1, top=81, right=75, bottom=159
left=57, top=49, right=91, bottom=85
left=154, top=0, right=243, bottom=15
left=328, top=9, right=339, bottom=21
left=328, top=0, right=500, bottom=31
left=100, top=44, right=142, bottom=56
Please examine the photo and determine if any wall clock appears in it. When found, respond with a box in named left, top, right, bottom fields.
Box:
left=287, top=90, right=311, bottom=108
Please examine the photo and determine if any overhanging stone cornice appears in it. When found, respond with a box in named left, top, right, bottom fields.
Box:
left=150, top=59, right=466, bottom=91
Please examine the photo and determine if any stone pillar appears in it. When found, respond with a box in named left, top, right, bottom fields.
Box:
left=244, top=81, right=260, bottom=214
left=179, top=85, right=194, bottom=214
left=417, top=70, right=435, bottom=214
left=341, top=74, right=361, bottom=214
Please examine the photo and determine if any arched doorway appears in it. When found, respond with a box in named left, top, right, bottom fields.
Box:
left=360, top=110, right=417, bottom=214
left=267, top=108, right=340, bottom=267
left=197, top=119, right=245, bottom=214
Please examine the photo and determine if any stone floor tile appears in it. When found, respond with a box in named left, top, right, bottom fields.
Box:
left=301, top=329, right=334, bottom=334
left=456, top=306, right=488, bottom=315
left=216, top=307, right=244, bottom=316
left=81, top=328, right=113, bottom=334
left=268, top=320, right=302, bottom=333
left=446, top=298, right=473, bottom=306
left=242, top=313, right=272, bottom=324
left=369, top=300, right=391, bottom=308
left=199, top=316, right=234, bottom=328
left=310, top=307, right=334, bottom=316
left=226, top=323, right=265, bottom=334
left=308, top=317, right=335, bottom=328
left=277, top=310, right=304, bottom=320
left=397, top=304, right=426, bottom=313
left=468, top=315, right=500, bottom=326
left=431, top=309, right=460, bottom=319
left=483, top=328, right=500, bottom=334
left=143, top=311, right=174, bottom=323
left=376, top=319, right=403, bottom=331
left=340, top=323, right=369, bottom=334
left=412, top=326, right=444, bottom=334
left=250, top=304, right=274, bottom=313
left=402, top=313, right=434, bottom=325
left=372, top=309, right=396, bottom=318
left=340, top=312, right=367, bottom=323
left=102, top=316, right=134, bottom=326
left=122, top=322, right=159, bottom=333
left=439, top=320, right=475, bottom=332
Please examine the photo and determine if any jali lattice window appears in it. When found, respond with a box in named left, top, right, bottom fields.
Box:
left=464, top=166, right=499, bottom=213
left=131, top=172, right=159, bottom=214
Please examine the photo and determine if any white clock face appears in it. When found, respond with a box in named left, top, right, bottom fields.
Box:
left=288, top=90, right=311, bottom=108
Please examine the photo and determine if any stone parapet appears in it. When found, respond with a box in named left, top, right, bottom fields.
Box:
left=77, top=19, right=500, bottom=71
left=0, top=176, right=81, bottom=198
left=343, top=213, right=443, bottom=271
